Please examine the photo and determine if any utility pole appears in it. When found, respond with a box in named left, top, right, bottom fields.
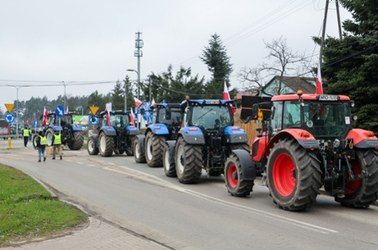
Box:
left=134, top=32, right=143, bottom=99
left=320, top=0, right=343, bottom=62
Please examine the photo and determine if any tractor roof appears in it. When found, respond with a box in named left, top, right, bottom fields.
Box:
left=181, top=99, right=234, bottom=108
left=271, top=93, right=350, bottom=102
left=99, top=110, right=129, bottom=116
left=155, top=102, right=181, bottom=109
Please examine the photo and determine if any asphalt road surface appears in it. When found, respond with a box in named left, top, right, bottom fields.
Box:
left=1, top=140, right=377, bottom=250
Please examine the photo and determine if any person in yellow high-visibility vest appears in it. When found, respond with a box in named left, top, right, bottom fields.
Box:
left=52, top=131, right=62, bottom=160
left=36, top=130, right=47, bottom=162
left=23, top=126, right=30, bottom=147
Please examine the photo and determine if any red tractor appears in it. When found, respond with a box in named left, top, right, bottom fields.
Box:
left=225, top=90, right=378, bottom=211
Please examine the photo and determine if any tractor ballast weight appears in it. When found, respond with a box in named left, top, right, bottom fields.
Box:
left=225, top=91, right=378, bottom=211
left=87, top=110, right=138, bottom=157
left=166, top=99, right=250, bottom=183
left=133, top=102, right=183, bottom=168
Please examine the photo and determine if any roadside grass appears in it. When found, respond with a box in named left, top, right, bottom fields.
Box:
left=0, top=164, right=88, bottom=247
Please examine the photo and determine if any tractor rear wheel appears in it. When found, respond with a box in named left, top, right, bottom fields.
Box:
left=87, top=137, right=99, bottom=155
left=267, top=138, right=321, bottom=211
left=125, top=137, right=135, bottom=156
left=225, top=152, right=254, bottom=197
left=175, top=137, right=202, bottom=184
left=336, top=149, right=378, bottom=208
left=145, top=132, right=165, bottom=167
left=133, top=137, right=146, bottom=163
left=163, top=142, right=176, bottom=177
left=99, top=132, right=114, bottom=157
left=68, top=132, right=84, bottom=150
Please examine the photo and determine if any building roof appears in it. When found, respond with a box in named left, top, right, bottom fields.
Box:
left=263, top=76, right=316, bottom=94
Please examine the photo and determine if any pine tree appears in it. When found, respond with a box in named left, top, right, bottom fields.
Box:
left=322, top=0, right=378, bottom=132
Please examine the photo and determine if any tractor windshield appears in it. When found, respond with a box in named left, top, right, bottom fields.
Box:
left=156, top=107, right=182, bottom=125
left=191, top=105, right=232, bottom=129
left=110, top=115, right=129, bottom=128
left=277, top=100, right=352, bottom=137
left=303, top=101, right=352, bottom=137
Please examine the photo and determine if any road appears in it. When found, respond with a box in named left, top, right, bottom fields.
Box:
left=1, top=140, right=378, bottom=250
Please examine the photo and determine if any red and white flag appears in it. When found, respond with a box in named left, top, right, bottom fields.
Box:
left=106, top=103, right=112, bottom=128
left=134, top=98, right=142, bottom=107
left=316, top=61, right=324, bottom=94
left=41, top=107, right=48, bottom=126
left=223, top=82, right=231, bottom=100
left=223, top=82, right=236, bottom=114
left=130, top=108, right=135, bottom=126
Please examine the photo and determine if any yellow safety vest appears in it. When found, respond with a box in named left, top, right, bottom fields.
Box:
left=23, top=129, right=30, bottom=137
left=53, top=134, right=62, bottom=145
left=40, top=136, right=47, bottom=145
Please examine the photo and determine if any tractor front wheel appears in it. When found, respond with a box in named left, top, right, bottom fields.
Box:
left=87, top=137, right=99, bottom=155
left=99, top=132, right=114, bottom=157
left=133, top=137, right=146, bottom=163
left=336, top=149, right=378, bottom=208
left=145, top=132, right=165, bottom=167
left=175, top=137, right=202, bottom=184
left=225, top=152, right=254, bottom=197
left=267, top=138, right=321, bottom=211
left=163, top=141, right=176, bottom=177
left=68, top=132, right=84, bottom=150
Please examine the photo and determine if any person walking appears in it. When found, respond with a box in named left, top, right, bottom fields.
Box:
left=23, top=126, right=30, bottom=147
left=36, top=130, right=47, bottom=162
left=52, top=130, right=62, bottom=160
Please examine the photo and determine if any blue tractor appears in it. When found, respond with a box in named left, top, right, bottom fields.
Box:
left=133, top=102, right=183, bottom=168
left=87, top=110, right=138, bottom=157
left=163, top=99, right=250, bottom=183
left=33, top=112, right=84, bottom=150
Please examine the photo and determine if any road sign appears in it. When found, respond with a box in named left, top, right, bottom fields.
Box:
left=88, top=115, right=99, bottom=125
left=5, top=112, right=15, bottom=123
left=89, top=106, right=99, bottom=115
left=5, top=103, right=14, bottom=112
left=55, top=105, right=64, bottom=117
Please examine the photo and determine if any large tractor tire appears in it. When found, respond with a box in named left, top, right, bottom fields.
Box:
left=225, top=151, right=254, bottom=197
left=133, top=137, right=146, bottom=163
left=87, top=137, right=99, bottom=155
left=68, top=132, right=84, bottom=150
left=125, top=137, right=135, bottom=156
left=145, top=132, right=165, bottom=167
left=175, top=137, right=202, bottom=184
left=45, top=128, right=55, bottom=146
left=163, top=141, right=176, bottom=177
left=32, top=134, right=38, bottom=149
left=335, top=149, right=378, bottom=208
left=99, top=132, right=114, bottom=157
left=267, top=138, right=322, bottom=211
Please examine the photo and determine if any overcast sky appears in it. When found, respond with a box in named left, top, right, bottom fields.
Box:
left=0, top=0, right=350, bottom=112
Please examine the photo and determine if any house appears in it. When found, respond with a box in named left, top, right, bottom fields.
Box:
left=260, top=76, right=316, bottom=96
left=236, top=76, right=316, bottom=99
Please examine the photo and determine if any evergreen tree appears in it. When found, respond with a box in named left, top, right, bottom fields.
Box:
left=123, top=76, right=135, bottom=111
left=322, top=0, right=378, bottom=132
left=200, top=33, right=233, bottom=99
left=111, top=80, right=124, bottom=111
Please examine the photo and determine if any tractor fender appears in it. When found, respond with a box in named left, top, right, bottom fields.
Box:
left=346, top=128, right=378, bottom=149
left=232, top=149, right=256, bottom=181
left=71, top=124, right=83, bottom=132
left=100, top=126, right=117, bottom=136
left=136, top=134, right=146, bottom=154
left=125, top=125, right=139, bottom=135
left=224, top=126, right=248, bottom=144
left=146, top=123, right=170, bottom=135
left=178, top=127, right=205, bottom=144
left=267, top=129, right=320, bottom=155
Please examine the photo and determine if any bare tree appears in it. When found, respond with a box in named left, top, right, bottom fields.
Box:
left=239, top=37, right=308, bottom=95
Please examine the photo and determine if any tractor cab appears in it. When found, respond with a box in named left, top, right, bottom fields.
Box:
left=182, top=99, right=234, bottom=133
left=271, top=93, right=353, bottom=139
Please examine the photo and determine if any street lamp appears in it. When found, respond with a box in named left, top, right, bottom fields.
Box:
left=126, top=69, right=139, bottom=99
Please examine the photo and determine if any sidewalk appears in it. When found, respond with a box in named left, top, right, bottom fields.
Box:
left=2, top=217, right=169, bottom=250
